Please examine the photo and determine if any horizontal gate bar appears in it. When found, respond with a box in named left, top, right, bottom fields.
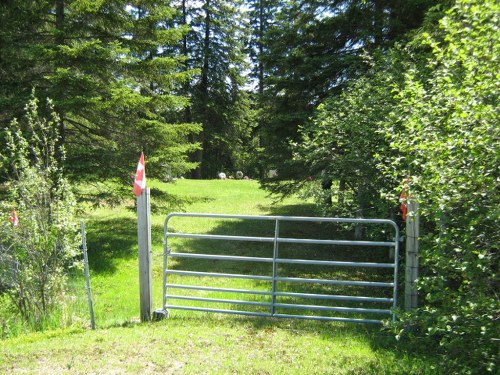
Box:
left=166, top=284, right=393, bottom=303
left=166, top=270, right=273, bottom=281
left=276, top=258, right=394, bottom=268
left=276, top=276, right=394, bottom=288
left=166, top=270, right=393, bottom=287
left=167, top=232, right=395, bottom=247
left=164, top=305, right=383, bottom=324
left=274, top=303, right=391, bottom=315
left=166, top=284, right=273, bottom=296
left=168, top=252, right=394, bottom=268
left=275, top=291, right=393, bottom=303
left=166, top=295, right=272, bottom=308
left=165, top=212, right=398, bottom=227
left=168, top=252, right=273, bottom=262
left=168, top=232, right=274, bottom=243
left=279, top=237, right=395, bottom=247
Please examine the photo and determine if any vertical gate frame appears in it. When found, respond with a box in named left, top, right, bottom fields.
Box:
left=161, top=213, right=400, bottom=324
left=271, top=218, right=280, bottom=315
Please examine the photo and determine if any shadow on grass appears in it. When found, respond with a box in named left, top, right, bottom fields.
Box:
left=84, top=217, right=162, bottom=275
left=85, top=189, right=215, bottom=273
left=85, top=217, right=137, bottom=274
left=159, top=313, right=439, bottom=373
left=257, top=202, right=319, bottom=217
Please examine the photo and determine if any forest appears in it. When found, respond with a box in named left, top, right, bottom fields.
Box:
left=0, top=0, right=498, bottom=373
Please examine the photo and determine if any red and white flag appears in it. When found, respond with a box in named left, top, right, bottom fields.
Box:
left=9, top=208, right=19, bottom=227
left=133, top=152, right=146, bottom=197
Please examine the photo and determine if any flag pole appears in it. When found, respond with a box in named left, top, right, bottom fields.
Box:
left=137, top=187, right=152, bottom=322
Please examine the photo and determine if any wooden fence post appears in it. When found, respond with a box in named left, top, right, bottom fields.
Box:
left=137, top=188, right=152, bottom=322
left=405, top=199, right=419, bottom=310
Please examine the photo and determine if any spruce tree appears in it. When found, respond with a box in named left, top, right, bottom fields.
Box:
left=0, top=0, right=201, bottom=195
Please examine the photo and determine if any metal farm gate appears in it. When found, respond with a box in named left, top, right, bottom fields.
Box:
left=161, top=213, right=400, bottom=324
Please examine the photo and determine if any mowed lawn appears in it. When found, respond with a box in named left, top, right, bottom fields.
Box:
left=0, top=179, right=439, bottom=374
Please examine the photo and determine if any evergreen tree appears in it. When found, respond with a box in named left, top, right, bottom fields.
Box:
left=245, top=0, right=280, bottom=178
left=0, top=0, right=201, bottom=196
left=246, top=0, right=280, bottom=96
left=174, top=0, right=252, bottom=178
left=257, top=0, right=437, bottom=180
left=0, top=0, right=53, bottom=124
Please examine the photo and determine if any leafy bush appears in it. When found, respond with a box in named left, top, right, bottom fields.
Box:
left=384, top=1, right=499, bottom=373
left=291, top=51, right=405, bottom=220
left=0, top=94, right=81, bottom=330
left=293, top=0, right=498, bottom=372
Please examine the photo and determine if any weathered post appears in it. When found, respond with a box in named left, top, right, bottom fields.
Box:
left=405, top=199, right=419, bottom=310
left=137, top=188, right=153, bottom=321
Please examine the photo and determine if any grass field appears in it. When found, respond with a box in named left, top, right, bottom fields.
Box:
left=0, top=179, right=440, bottom=374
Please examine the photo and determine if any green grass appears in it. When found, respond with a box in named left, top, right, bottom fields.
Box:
left=0, top=316, right=439, bottom=374
left=76, top=178, right=336, bottom=326
left=77, top=179, right=322, bottom=326
left=0, top=179, right=440, bottom=374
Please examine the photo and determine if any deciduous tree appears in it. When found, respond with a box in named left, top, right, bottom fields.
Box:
left=0, top=95, right=81, bottom=329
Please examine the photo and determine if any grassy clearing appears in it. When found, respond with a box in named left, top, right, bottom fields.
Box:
left=0, top=179, right=440, bottom=373
left=79, top=178, right=319, bottom=326
left=0, top=316, right=438, bottom=374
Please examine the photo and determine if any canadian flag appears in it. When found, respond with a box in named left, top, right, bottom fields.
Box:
left=9, top=208, right=19, bottom=227
left=133, top=152, right=146, bottom=197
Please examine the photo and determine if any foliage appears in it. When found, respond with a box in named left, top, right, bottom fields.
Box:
left=383, top=1, right=499, bottom=372
left=287, top=51, right=408, bottom=219
left=0, top=0, right=201, bottom=198
left=281, top=1, right=498, bottom=372
left=172, top=0, right=253, bottom=178
left=0, top=0, right=439, bottom=184
left=256, top=0, right=438, bottom=179
left=0, top=94, right=81, bottom=330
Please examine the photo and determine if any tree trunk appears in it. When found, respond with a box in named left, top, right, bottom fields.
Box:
left=354, top=187, right=365, bottom=240
left=321, top=178, right=333, bottom=206
left=338, top=178, right=346, bottom=206
left=55, top=0, right=66, bottom=144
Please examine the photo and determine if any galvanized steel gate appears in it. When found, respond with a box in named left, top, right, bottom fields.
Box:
left=162, top=213, right=399, bottom=324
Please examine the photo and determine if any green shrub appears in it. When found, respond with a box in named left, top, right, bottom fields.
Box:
left=385, top=1, right=499, bottom=373
left=0, top=93, right=81, bottom=330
